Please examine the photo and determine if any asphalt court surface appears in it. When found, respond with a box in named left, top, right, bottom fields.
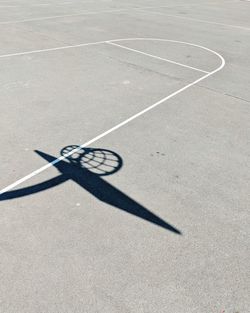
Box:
left=0, top=38, right=222, bottom=182
left=0, top=1, right=250, bottom=313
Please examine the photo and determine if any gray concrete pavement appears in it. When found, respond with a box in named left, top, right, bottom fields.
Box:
left=0, top=1, right=249, bottom=312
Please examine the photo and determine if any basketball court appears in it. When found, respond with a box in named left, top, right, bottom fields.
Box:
left=0, top=0, right=249, bottom=312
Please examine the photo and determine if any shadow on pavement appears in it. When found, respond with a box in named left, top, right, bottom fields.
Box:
left=0, top=145, right=181, bottom=234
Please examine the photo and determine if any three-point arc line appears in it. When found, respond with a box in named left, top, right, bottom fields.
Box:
left=0, top=38, right=225, bottom=195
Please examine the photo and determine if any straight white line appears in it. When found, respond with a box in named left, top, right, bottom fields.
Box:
left=107, top=41, right=209, bottom=74
left=0, top=38, right=225, bottom=195
left=0, top=8, right=126, bottom=25
left=0, top=40, right=108, bottom=59
left=0, top=74, right=212, bottom=195
left=0, top=5, right=178, bottom=25
left=138, top=9, right=250, bottom=32
left=0, top=1, right=93, bottom=8
left=0, top=2, right=229, bottom=25
left=0, top=5, right=17, bottom=8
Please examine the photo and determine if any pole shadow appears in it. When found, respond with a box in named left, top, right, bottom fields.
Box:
left=0, top=145, right=181, bottom=234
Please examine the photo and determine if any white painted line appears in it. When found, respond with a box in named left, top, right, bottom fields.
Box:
left=0, top=8, right=127, bottom=25
left=0, top=10, right=108, bottom=25
left=138, top=9, right=250, bottom=32
left=107, top=41, right=209, bottom=74
left=0, top=38, right=225, bottom=195
left=0, top=1, right=95, bottom=8
left=0, top=40, right=108, bottom=59
left=0, top=1, right=226, bottom=25
left=110, top=38, right=225, bottom=68
left=0, top=5, right=17, bottom=8
left=0, top=5, right=169, bottom=25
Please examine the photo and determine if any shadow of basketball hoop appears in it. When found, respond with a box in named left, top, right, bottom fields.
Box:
left=60, top=145, right=123, bottom=176
left=0, top=145, right=181, bottom=234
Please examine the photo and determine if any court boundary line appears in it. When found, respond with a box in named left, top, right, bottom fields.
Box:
left=0, top=1, right=236, bottom=26
left=0, top=38, right=225, bottom=195
left=0, top=8, right=127, bottom=25
left=137, top=9, right=250, bottom=32
left=0, top=39, right=108, bottom=59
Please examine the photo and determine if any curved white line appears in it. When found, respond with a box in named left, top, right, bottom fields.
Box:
left=0, top=38, right=225, bottom=195
left=110, top=38, right=225, bottom=73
